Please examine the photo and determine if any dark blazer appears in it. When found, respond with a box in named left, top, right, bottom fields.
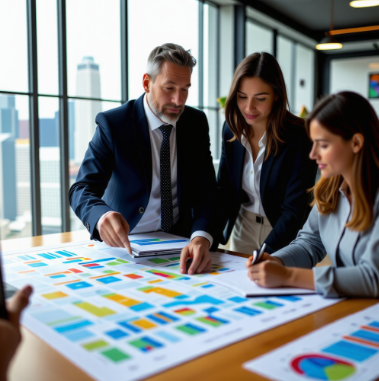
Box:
left=69, top=94, right=218, bottom=248
left=217, top=119, right=317, bottom=253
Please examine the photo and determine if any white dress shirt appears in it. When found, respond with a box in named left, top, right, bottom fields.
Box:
left=97, top=94, right=213, bottom=246
left=240, top=132, right=267, bottom=217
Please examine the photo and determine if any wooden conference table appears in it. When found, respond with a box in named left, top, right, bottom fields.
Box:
left=2, top=231, right=378, bottom=381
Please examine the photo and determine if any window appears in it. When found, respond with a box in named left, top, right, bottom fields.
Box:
left=294, top=44, right=314, bottom=115
left=0, top=0, right=220, bottom=239
left=277, top=35, right=294, bottom=111
left=246, top=20, right=273, bottom=56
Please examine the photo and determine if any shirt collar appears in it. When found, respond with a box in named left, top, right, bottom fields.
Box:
left=143, top=93, right=177, bottom=131
left=241, top=131, right=267, bottom=148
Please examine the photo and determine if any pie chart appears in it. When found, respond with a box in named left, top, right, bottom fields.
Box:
left=291, top=354, right=356, bottom=380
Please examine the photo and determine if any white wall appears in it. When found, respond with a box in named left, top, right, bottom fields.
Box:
left=294, top=44, right=314, bottom=115
left=330, top=56, right=379, bottom=116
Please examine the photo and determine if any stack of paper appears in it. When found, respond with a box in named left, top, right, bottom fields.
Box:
left=129, top=232, right=190, bottom=257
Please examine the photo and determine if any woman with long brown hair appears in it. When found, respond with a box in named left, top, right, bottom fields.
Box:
left=217, top=52, right=317, bottom=254
left=247, top=91, right=379, bottom=297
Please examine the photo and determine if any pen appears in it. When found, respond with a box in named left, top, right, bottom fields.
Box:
left=252, top=243, right=267, bottom=265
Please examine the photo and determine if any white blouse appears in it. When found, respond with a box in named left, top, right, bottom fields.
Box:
left=240, top=132, right=267, bottom=217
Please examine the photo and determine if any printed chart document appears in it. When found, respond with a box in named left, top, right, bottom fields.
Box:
left=244, top=303, right=379, bottom=381
left=129, top=232, right=190, bottom=257
left=211, top=270, right=315, bottom=296
left=2, top=240, right=342, bottom=381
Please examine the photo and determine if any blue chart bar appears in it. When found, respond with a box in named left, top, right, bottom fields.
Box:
left=64, top=329, right=94, bottom=342
left=228, top=296, right=248, bottom=303
left=105, top=329, right=129, bottom=339
left=129, top=302, right=154, bottom=312
left=39, top=253, right=58, bottom=260
left=163, top=295, right=224, bottom=308
left=234, top=306, right=262, bottom=316
left=28, top=262, right=48, bottom=267
left=19, top=255, right=36, bottom=261
left=204, top=307, right=219, bottom=314
left=322, top=340, right=378, bottom=362
left=369, top=321, right=379, bottom=329
left=351, top=329, right=379, bottom=344
left=55, top=320, right=93, bottom=333
left=155, top=331, right=181, bottom=343
left=80, top=258, right=116, bottom=265
left=118, top=321, right=141, bottom=333
left=56, top=250, right=75, bottom=257
left=276, top=296, right=302, bottom=302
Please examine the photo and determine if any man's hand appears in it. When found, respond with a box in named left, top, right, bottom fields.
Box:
left=98, top=212, right=132, bottom=254
left=0, top=285, right=32, bottom=379
left=179, top=237, right=212, bottom=275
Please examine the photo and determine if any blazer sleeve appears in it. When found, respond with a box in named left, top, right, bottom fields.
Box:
left=312, top=198, right=379, bottom=298
left=68, top=113, right=115, bottom=240
left=189, top=112, right=219, bottom=250
left=264, top=132, right=317, bottom=253
left=272, top=205, right=327, bottom=268
left=273, top=204, right=379, bottom=298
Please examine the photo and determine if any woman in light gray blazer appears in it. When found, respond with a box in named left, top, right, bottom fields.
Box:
left=246, top=91, right=379, bottom=298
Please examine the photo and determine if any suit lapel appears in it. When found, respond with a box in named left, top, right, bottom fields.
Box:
left=232, top=140, right=245, bottom=201
left=132, top=95, right=152, bottom=197
left=260, top=150, right=275, bottom=204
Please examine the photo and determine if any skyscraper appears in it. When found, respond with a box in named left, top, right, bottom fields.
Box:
left=74, top=56, right=102, bottom=164
left=0, top=133, right=17, bottom=222
left=0, top=95, right=19, bottom=138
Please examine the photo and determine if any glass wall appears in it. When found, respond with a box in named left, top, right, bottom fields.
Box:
left=246, top=20, right=273, bottom=56
left=4, top=1, right=322, bottom=239
left=277, top=35, right=294, bottom=111
left=294, top=44, right=314, bottom=115
left=0, top=94, right=32, bottom=239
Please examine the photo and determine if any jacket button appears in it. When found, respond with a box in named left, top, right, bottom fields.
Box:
left=139, top=207, right=145, bottom=214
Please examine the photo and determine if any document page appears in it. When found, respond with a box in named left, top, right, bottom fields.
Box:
left=244, top=303, right=379, bottom=381
left=210, top=270, right=315, bottom=296
left=2, top=240, right=340, bottom=381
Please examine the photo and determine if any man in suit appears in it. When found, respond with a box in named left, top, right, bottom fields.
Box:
left=69, top=43, right=217, bottom=275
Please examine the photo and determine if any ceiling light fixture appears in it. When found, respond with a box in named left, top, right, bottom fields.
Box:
left=316, top=0, right=343, bottom=50
left=350, top=0, right=379, bottom=8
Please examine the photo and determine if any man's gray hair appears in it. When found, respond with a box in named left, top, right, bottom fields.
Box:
left=147, top=43, right=196, bottom=82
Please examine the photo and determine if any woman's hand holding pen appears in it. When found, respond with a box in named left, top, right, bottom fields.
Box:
left=245, top=253, right=289, bottom=288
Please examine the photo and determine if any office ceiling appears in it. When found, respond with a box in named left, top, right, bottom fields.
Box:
left=240, top=0, right=379, bottom=47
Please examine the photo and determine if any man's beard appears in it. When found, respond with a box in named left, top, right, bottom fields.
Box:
left=148, top=92, right=184, bottom=124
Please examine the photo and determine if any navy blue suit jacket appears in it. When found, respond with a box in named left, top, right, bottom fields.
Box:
left=69, top=94, right=218, bottom=248
left=217, top=119, right=317, bottom=253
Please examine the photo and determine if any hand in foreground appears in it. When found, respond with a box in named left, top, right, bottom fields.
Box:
left=246, top=256, right=289, bottom=288
left=180, top=237, right=212, bottom=275
left=0, top=285, right=33, bottom=379
left=98, top=212, right=132, bottom=254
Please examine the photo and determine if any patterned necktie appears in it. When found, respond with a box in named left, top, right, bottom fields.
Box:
left=159, top=124, right=174, bottom=232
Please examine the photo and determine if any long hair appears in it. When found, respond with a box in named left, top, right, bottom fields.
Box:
left=306, top=91, right=379, bottom=231
left=225, top=52, right=303, bottom=158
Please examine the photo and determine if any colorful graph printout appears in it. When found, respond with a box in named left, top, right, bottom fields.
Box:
left=2, top=239, right=341, bottom=381
left=244, top=303, right=379, bottom=381
left=369, top=73, right=379, bottom=98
